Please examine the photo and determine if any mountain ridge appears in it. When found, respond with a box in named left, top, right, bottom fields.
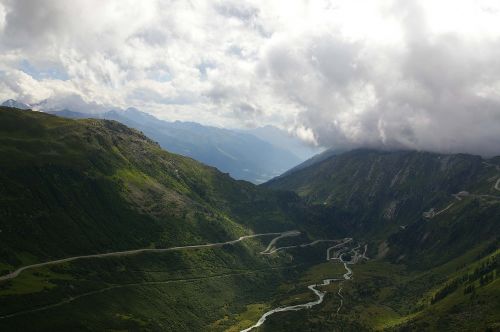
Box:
left=0, top=105, right=344, bottom=331
left=0, top=106, right=498, bottom=331
left=40, top=105, right=304, bottom=183
left=263, top=147, right=499, bottom=330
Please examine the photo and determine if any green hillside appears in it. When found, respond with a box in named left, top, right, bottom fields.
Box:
left=0, top=108, right=498, bottom=331
left=0, top=107, right=346, bottom=331
left=0, top=106, right=305, bottom=263
left=264, top=149, right=500, bottom=331
left=266, top=150, right=494, bottom=231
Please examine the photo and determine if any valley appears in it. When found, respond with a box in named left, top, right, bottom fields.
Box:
left=2, top=0, right=500, bottom=330
left=0, top=106, right=498, bottom=331
left=0, top=229, right=367, bottom=332
left=242, top=238, right=367, bottom=332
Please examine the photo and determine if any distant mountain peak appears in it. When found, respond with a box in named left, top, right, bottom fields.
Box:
left=1, top=99, right=31, bottom=110
left=123, top=107, right=142, bottom=115
left=48, top=106, right=302, bottom=183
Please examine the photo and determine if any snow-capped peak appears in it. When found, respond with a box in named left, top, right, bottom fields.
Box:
left=1, top=99, right=32, bottom=110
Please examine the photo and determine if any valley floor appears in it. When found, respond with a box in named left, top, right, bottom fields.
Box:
left=235, top=247, right=499, bottom=331
left=0, top=231, right=347, bottom=331
left=0, top=230, right=498, bottom=331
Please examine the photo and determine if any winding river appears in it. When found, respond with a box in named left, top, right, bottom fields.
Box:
left=241, top=237, right=368, bottom=332
left=0, top=230, right=367, bottom=330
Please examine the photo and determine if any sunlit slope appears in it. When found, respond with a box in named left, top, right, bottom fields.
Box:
left=49, top=107, right=302, bottom=183
left=0, top=107, right=333, bottom=331
left=0, top=106, right=306, bottom=267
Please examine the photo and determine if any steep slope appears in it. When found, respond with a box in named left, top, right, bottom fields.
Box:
left=275, top=147, right=342, bottom=178
left=0, top=106, right=338, bottom=262
left=47, top=107, right=302, bottom=183
left=266, top=149, right=494, bottom=232
left=1, top=108, right=498, bottom=331
left=0, top=106, right=351, bottom=331
left=264, top=149, right=500, bottom=331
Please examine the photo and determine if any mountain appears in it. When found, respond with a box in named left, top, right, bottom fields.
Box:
left=47, top=107, right=302, bottom=183
left=273, top=147, right=342, bottom=179
left=44, top=109, right=91, bottom=119
left=243, top=125, right=322, bottom=161
left=0, top=106, right=498, bottom=331
left=1, top=99, right=31, bottom=110
left=0, top=106, right=328, bottom=262
left=265, top=148, right=499, bottom=248
left=265, top=148, right=500, bottom=265
left=0, top=106, right=349, bottom=331
left=264, top=149, right=500, bottom=330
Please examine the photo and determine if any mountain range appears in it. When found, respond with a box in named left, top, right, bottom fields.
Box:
left=0, top=105, right=498, bottom=331
left=1, top=99, right=321, bottom=184
left=46, top=106, right=321, bottom=183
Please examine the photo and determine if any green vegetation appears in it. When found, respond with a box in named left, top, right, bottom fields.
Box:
left=0, top=107, right=498, bottom=331
left=0, top=107, right=342, bottom=331
left=264, top=148, right=500, bottom=331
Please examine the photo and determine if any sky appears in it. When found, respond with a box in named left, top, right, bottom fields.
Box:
left=1, top=0, right=500, bottom=155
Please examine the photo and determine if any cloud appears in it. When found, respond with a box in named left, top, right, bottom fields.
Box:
left=258, top=0, right=500, bottom=155
left=0, top=0, right=500, bottom=155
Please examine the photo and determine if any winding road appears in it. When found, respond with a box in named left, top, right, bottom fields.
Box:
left=241, top=237, right=368, bottom=332
left=260, top=230, right=301, bottom=254
left=0, top=230, right=366, bottom=330
left=262, top=237, right=349, bottom=255
left=423, top=162, right=500, bottom=220
left=0, top=231, right=300, bottom=282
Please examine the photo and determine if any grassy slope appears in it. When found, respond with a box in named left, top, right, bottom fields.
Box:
left=263, top=149, right=500, bottom=331
left=1, top=108, right=497, bottom=331
left=237, top=240, right=498, bottom=332
left=0, top=107, right=303, bottom=267
left=0, top=107, right=342, bottom=331
left=265, top=150, right=488, bottom=234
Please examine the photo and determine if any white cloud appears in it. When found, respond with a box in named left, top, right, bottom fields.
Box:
left=0, top=2, right=6, bottom=32
left=1, top=0, right=500, bottom=155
